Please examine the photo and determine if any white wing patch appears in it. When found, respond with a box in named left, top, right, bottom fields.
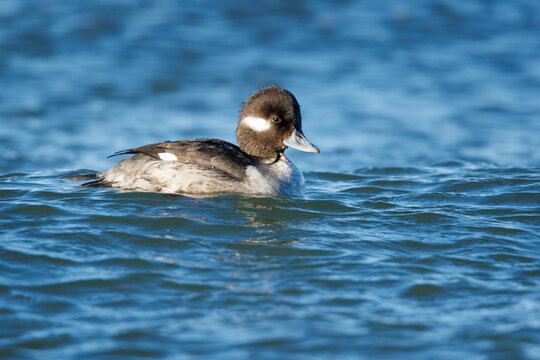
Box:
left=242, top=116, right=271, bottom=132
left=158, top=152, right=178, bottom=161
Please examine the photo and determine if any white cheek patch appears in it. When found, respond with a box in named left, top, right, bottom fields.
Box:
left=242, top=116, right=271, bottom=132
left=158, top=152, right=178, bottom=161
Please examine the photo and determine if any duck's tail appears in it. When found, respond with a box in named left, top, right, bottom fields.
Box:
left=61, top=173, right=100, bottom=181
left=60, top=173, right=108, bottom=187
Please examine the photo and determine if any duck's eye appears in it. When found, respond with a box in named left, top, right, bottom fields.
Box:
left=272, top=116, right=281, bottom=123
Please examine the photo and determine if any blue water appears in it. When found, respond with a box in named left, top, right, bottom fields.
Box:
left=1, top=1, right=540, bottom=359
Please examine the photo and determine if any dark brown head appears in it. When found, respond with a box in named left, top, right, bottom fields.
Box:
left=235, top=86, right=319, bottom=158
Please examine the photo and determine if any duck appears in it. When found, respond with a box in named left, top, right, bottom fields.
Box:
left=69, top=86, right=319, bottom=196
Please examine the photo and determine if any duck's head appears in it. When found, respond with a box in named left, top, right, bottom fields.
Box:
left=236, top=86, right=319, bottom=159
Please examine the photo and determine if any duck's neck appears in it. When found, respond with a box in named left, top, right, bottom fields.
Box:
left=255, top=152, right=282, bottom=165
left=236, top=134, right=281, bottom=160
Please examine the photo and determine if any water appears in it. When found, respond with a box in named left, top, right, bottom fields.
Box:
left=1, top=1, right=540, bottom=359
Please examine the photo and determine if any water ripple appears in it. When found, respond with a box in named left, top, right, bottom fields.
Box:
left=2, top=0, right=540, bottom=356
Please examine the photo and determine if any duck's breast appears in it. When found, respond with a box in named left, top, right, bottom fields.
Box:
left=245, top=157, right=305, bottom=196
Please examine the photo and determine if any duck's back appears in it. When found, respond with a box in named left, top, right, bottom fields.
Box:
left=100, top=154, right=244, bottom=194
left=97, top=139, right=258, bottom=194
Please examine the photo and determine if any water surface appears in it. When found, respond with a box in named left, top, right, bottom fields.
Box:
left=1, top=1, right=539, bottom=359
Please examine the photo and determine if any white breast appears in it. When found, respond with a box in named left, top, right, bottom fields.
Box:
left=245, top=156, right=305, bottom=196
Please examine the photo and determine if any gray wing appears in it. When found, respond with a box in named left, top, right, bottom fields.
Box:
left=109, top=139, right=254, bottom=180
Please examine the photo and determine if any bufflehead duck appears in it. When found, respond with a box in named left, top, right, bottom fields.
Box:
left=71, top=86, right=319, bottom=196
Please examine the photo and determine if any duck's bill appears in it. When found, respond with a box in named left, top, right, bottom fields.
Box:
left=284, top=129, right=320, bottom=153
